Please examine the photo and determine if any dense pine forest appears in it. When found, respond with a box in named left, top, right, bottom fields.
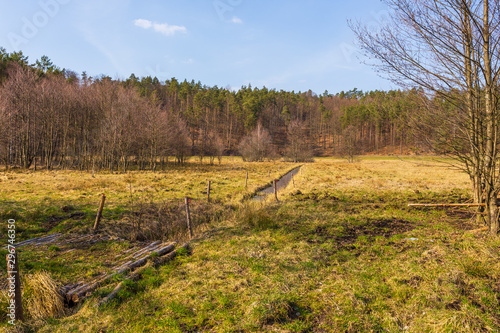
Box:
left=0, top=48, right=432, bottom=171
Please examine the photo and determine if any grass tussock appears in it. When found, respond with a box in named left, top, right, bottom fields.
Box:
left=23, top=271, right=65, bottom=321
left=237, top=203, right=277, bottom=230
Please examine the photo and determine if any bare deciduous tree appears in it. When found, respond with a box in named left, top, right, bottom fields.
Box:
left=351, top=0, right=500, bottom=235
left=285, top=120, right=313, bottom=162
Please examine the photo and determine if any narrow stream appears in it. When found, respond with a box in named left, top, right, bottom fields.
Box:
left=253, top=166, right=302, bottom=201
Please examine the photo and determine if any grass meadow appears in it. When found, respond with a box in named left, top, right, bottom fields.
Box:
left=1, top=157, right=500, bottom=332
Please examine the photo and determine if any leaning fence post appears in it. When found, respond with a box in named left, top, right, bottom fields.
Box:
left=6, top=251, right=24, bottom=322
left=245, top=171, right=248, bottom=188
left=207, top=181, right=211, bottom=203
left=185, top=197, right=193, bottom=239
left=93, top=193, right=106, bottom=233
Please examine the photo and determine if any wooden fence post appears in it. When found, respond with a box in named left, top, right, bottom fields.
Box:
left=185, top=197, right=193, bottom=239
left=6, top=252, right=23, bottom=322
left=245, top=171, right=248, bottom=188
left=274, top=179, right=279, bottom=202
left=93, top=193, right=106, bottom=233
left=207, top=181, right=211, bottom=203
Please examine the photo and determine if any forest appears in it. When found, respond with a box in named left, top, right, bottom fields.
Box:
left=0, top=47, right=434, bottom=171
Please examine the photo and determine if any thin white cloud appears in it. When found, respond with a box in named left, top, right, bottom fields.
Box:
left=134, top=19, right=152, bottom=29
left=153, top=22, right=187, bottom=36
left=231, top=16, right=243, bottom=24
left=134, top=19, right=187, bottom=36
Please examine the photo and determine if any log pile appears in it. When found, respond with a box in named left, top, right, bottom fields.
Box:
left=63, top=241, right=181, bottom=304
left=96, top=243, right=188, bottom=307
left=4, top=233, right=189, bottom=305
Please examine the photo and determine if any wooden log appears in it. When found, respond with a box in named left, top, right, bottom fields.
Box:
left=132, top=244, right=161, bottom=259
left=67, top=243, right=179, bottom=304
left=466, top=226, right=489, bottom=233
left=128, top=241, right=161, bottom=259
left=59, top=234, right=92, bottom=245
left=408, top=203, right=485, bottom=207
left=67, top=274, right=109, bottom=303
left=96, top=281, right=125, bottom=307
left=185, top=197, right=193, bottom=239
left=6, top=252, right=23, bottom=322
left=113, top=241, right=163, bottom=269
left=116, top=243, right=175, bottom=274
left=10, top=233, right=62, bottom=248
left=93, top=193, right=106, bottom=233
left=112, top=261, right=133, bottom=272
left=153, top=243, right=188, bottom=267
left=154, top=243, right=176, bottom=256
left=70, top=280, right=102, bottom=303
left=60, top=282, right=82, bottom=295
left=97, top=243, right=187, bottom=307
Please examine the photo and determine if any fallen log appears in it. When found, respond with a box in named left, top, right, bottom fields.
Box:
left=152, top=243, right=188, bottom=268
left=132, top=244, right=162, bottom=259
left=126, top=241, right=161, bottom=259
left=8, top=233, right=62, bottom=249
left=112, top=242, right=172, bottom=272
left=466, top=226, right=489, bottom=233
left=408, top=203, right=485, bottom=207
left=96, top=264, right=152, bottom=307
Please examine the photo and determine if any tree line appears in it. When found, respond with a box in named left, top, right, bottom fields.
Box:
left=0, top=47, right=430, bottom=171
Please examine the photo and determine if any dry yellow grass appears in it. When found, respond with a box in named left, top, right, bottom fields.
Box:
left=4, top=156, right=500, bottom=333
left=277, top=157, right=470, bottom=204
left=23, top=271, right=65, bottom=321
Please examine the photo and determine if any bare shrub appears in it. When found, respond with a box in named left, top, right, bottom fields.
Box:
left=196, top=130, right=224, bottom=165
left=111, top=199, right=222, bottom=241
left=239, top=123, right=275, bottom=162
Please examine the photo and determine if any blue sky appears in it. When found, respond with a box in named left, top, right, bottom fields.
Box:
left=0, top=0, right=394, bottom=94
